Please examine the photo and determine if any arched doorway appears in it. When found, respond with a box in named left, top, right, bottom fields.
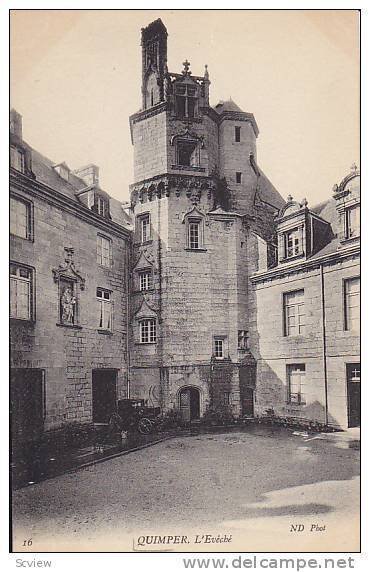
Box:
left=179, top=387, right=200, bottom=423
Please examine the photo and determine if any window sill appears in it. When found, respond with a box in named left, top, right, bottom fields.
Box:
left=10, top=233, right=33, bottom=242
left=134, top=288, right=155, bottom=294
left=279, top=252, right=305, bottom=264
left=98, top=263, right=113, bottom=270
left=133, top=240, right=153, bottom=247
left=340, top=236, right=360, bottom=245
left=171, top=165, right=205, bottom=173
left=135, top=342, right=157, bottom=346
left=97, top=329, right=113, bottom=335
left=56, top=322, right=82, bottom=330
left=184, top=247, right=207, bottom=252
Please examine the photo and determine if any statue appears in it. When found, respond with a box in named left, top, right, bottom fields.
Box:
left=61, top=285, right=76, bottom=324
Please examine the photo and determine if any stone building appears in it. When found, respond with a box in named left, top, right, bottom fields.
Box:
left=128, top=19, right=284, bottom=421
left=10, top=18, right=360, bottom=435
left=10, top=108, right=132, bottom=443
left=250, top=166, right=360, bottom=428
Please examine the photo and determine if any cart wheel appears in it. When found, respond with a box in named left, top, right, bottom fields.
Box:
left=138, top=418, right=152, bottom=435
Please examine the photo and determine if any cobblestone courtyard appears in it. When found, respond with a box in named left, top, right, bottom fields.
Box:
left=12, top=428, right=360, bottom=552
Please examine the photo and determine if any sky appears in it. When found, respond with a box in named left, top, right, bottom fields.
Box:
left=10, top=9, right=359, bottom=206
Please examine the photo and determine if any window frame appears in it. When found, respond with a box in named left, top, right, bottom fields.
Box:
left=284, top=227, right=303, bottom=259
left=236, top=172, right=242, bottom=184
left=139, top=318, right=157, bottom=344
left=344, top=204, right=360, bottom=240
left=137, top=213, right=151, bottom=244
left=10, top=195, right=33, bottom=240
left=344, top=277, right=360, bottom=332
left=138, top=269, right=153, bottom=292
left=287, top=364, right=306, bottom=405
left=10, top=145, right=25, bottom=173
left=213, top=336, right=226, bottom=360
left=10, top=262, right=35, bottom=322
left=175, top=84, right=198, bottom=118
left=176, top=139, right=200, bottom=168
left=97, top=287, right=113, bottom=332
left=283, top=289, right=305, bottom=337
left=97, top=234, right=113, bottom=268
left=235, top=126, right=241, bottom=142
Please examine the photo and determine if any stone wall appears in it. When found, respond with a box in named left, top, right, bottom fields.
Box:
left=10, top=185, right=130, bottom=430
left=251, top=255, right=360, bottom=427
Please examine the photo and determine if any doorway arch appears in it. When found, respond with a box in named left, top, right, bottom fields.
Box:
left=178, top=386, right=201, bottom=423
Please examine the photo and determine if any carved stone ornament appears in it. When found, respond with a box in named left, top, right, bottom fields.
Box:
left=52, top=247, right=85, bottom=291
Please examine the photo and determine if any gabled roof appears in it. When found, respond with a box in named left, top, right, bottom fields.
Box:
left=20, top=143, right=132, bottom=230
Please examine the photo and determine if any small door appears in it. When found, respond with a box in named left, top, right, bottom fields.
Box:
left=92, top=369, right=117, bottom=423
left=179, top=387, right=200, bottom=422
left=11, top=369, right=44, bottom=444
left=242, top=387, right=254, bottom=416
left=347, top=363, right=360, bottom=428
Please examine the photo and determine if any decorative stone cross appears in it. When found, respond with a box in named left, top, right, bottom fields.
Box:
left=182, top=59, right=191, bottom=75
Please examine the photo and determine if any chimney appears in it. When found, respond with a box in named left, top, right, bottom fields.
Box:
left=74, top=164, right=99, bottom=187
left=10, top=109, right=23, bottom=140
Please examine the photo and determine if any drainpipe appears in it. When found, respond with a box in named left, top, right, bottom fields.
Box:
left=126, top=238, right=131, bottom=399
left=320, top=263, right=329, bottom=425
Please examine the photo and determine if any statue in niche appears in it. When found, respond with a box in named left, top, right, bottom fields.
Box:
left=61, top=284, right=76, bottom=324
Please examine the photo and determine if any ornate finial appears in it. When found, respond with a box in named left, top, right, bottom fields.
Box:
left=332, top=183, right=338, bottom=194
left=350, top=162, right=358, bottom=173
left=287, top=194, right=293, bottom=203
left=182, top=59, right=191, bottom=75
left=301, top=197, right=308, bottom=207
left=204, top=64, right=209, bottom=80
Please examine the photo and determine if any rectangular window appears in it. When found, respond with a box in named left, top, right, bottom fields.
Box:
left=177, top=141, right=198, bottom=167
left=97, top=197, right=107, bottom=217
left=287, top=364, right=306, bottom=405
left=344, top=277, right=360, bottom=332
left=10, top=197, right=31, bottom=239
left=10, top=146, right=25, bottom=172
left=188, top=219, right=201, bottom=250
left=284, top=228, right=302, bottom=258
left=236, top=172, right=242, bottom=184
left=139, top=270, right=152, bottom=291
left=223, top=391, right=231, bottom=406
left=214, top=338, right=224, bottom=359
left=97, top=235, right=112, bottom=267
left=97, top=288, right=112, bottom=331
left=140, top=319, right=157, bottom=343
left=345, top=205, right=360, bottom=239
left=284, top=289, right=305, bottom=336
left=235, top=126, right=241, bottom=142
left=139, top=214, right=151, bottom=243
left=10, top=263, right=33, bottom=320
left=238, top=330, right=248, bottom=350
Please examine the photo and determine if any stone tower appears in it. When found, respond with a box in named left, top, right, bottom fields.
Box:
left=129, top=19, right=284, bottom=421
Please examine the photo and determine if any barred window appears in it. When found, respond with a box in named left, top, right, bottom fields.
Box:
left=10, top=263, right=33, bottom=320
left=344, top=277, right=360, bottom=332
left=284, top=289, right=305, bottom=336
left=97, top=288, right=112, bottom=331
left=140, top=319, right=156, bottom=344
left=97, top=235, right=112, bottom=267
left=10, top=197, right=31, bottom=239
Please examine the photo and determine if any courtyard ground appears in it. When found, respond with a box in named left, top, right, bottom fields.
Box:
left=12, top=426, right=360, bottom=553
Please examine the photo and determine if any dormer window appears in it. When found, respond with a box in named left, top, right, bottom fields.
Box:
left=10, top=146, right=25, bottom=172
left=284, top=228, right=302, bottom=258
left=175, top=84, right=197, bottom=118
left=97, top=196, right=107, bottom=217
left=345, top=205, right=360, bottom=239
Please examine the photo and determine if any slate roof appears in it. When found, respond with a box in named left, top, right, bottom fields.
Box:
left=25, top=143, right=131, bottom=230
left=214, top=99, right=243, bottom=114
